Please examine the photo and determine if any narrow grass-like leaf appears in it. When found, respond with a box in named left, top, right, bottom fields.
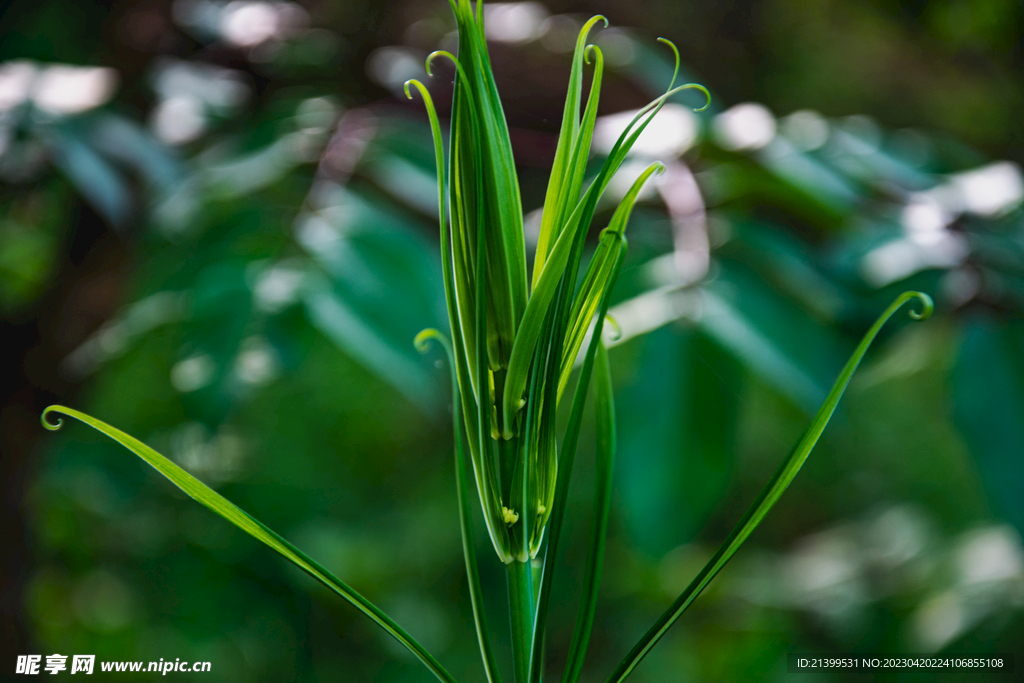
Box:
left=407, top=77, right=510, bottom=563
left=556, top=43, right=606, bottom=229
left=450, top=0, right=527, bottom=372
left=558, top=162, right=664, bottom=401
left=533, top=15, right=607, bottom=288
left=510, top=339, right=549, bottom=560
left=510, top=298, right=562, bottom=558
left=40, top=405, right=459, bottom=683
left=561, top=340, right=616, bottom=683
left=534, top=35, right=606, bottom=291
left=604, top=291, right=934, bottom=683
left=469, top=104, right=514, bottom=560
left=416, top=329, right=502, bottom=683
left=508, top=160, right=661, bottom=557
left=502, top=81, right=708, bottom=433
left=427, top=49, right=485, bottom=397
left=501, top=179, right=600, bottom=435
left=528, top=241, right=627, bottom=683
left=530, top=304, right=563, bottom=555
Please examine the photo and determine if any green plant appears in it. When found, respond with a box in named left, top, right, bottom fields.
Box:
left=41, top=2, right=934, bottom=682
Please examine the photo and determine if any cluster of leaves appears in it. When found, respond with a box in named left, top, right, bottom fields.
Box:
left=405, top=5, right=708, bottom=569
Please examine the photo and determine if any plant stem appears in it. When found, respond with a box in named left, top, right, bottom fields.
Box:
left=507, top=558, right=536, bottom=683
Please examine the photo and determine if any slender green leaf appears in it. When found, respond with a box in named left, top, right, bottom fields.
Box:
left=515, top=300, right=561, bottom=557
left=501, top=178, right=600, bottom=436
left=405, top=78, right=499, bottom=546
left=40, top=405, right=459, bottom=683
left=604, top=291, right=934, bottom=683
left=558, top=162, right=664, bottom=401
left=528, top=241, right=628, bottom=683
left=556, top=43, right=606, bottom=232
left=502, top=81, right=708, bottom=434
left=411, top=57, right=513, bottom=561
left=469, top=77, right=514, bottom=560
left=416, top=330, right=502, bottom=683
left=562, top=340, right=616, bottom=683
left=450, top=0, right=528, bottom=372
left=427, top=49, right=487, bottom=397
left=534, top=18, right=608, bottom=288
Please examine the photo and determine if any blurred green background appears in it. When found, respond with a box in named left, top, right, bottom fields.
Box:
left=3, top=1, right=1024, bottom=681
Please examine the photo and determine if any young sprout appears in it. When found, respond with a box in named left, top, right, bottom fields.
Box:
left=406, top=4, right=707, bottom=680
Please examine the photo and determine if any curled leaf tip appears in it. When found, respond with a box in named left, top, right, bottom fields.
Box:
left=652, top=36, right=710, bottom=112
left=689, top=83, right=712, bottom=112
left=906, top=291, right=934, bottom=321
left=414, top=328, right=438, bottom=352
left=414, top=328, right=453, bottom=355
left=426, top=50, right=456, bottom=77
left=41, top=405, right=66, bottom=431
left=579, top=14, right=609, bottom=37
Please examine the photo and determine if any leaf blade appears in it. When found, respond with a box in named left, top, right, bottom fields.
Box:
left=557, top=162, right=664, bottom=402
left=528, top=240, right=628, bottom=683
left=561, top=340, right=616, bottom=683
left=533, top=17, right=608, bottom=288
left=41, top=405, right=459, bottom=683
left=417, top=330, right=503, bottom=683
left=604, top=291, right=934, bottom=683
